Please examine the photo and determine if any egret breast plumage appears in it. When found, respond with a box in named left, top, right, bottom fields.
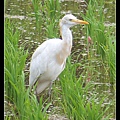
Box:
left=29, top=14, right=89, bottom=95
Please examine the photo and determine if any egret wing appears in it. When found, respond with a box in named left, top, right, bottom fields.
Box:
left=29, top=41, right=49, bottom=87
left=29, top=39, right=62, bottom=87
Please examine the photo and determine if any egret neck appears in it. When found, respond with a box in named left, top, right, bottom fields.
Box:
left=60, top=25, right=73, bottom=56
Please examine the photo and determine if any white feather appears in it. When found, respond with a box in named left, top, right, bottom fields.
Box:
left=29, top=14, right=88, bottom=94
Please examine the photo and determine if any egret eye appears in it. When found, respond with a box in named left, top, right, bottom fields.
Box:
left=69, top=19, right=72, bottom=21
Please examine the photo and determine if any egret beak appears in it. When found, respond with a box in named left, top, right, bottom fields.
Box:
left=72, top=19, right=89, bottom=25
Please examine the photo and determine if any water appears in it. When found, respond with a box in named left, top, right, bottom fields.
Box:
left=5, top=0, right=115, bottom=119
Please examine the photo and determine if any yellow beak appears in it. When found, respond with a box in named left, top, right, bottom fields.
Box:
left=72, top=19, right=89, bottom=24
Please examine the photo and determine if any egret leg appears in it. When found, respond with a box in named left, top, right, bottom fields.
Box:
left=48, top=81, right=53, bottom=97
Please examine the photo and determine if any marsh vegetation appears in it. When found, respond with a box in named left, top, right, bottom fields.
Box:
left=5, top=0, right=115, bottom=119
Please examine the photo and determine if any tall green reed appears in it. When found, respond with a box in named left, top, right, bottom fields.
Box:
left=82, top=0, right=116, bottom=83
left=44, top=0, right=61, bottom=38
left=32, top=0, right=61, bottom=38
left=82, top=0, right=106, bottom=60
left=54, top=57, right=112, bottom=120
left=5, top=19, right=50, bottom=120
left=5, top=19, right=28, bottom=100
left=102, top=30, right=116, bottom=83
left=31, top=0, right=43, bottom=32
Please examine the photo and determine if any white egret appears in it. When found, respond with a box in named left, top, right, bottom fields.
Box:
left=29, top=14, right=89, bottom=96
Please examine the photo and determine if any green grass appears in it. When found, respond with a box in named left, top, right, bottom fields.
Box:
left=103, top=24, right=116, bottom=83
left=82, top=0, right=107, bottom=60
left=31, top=0, right=43, bottom=32
left=44, top=0, right=61, bottom=38
left=5, top=0, right=115, bottom=119
left=52, top=57, right=113, bottom=120
left=5, top=19, right=50, bottom=120
left=82, top=0, right=116, bottom=83
left=31, top=0, right=61, bottom=38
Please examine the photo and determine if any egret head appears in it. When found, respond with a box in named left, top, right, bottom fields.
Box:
left=59, top=14, right=89, bottom=28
